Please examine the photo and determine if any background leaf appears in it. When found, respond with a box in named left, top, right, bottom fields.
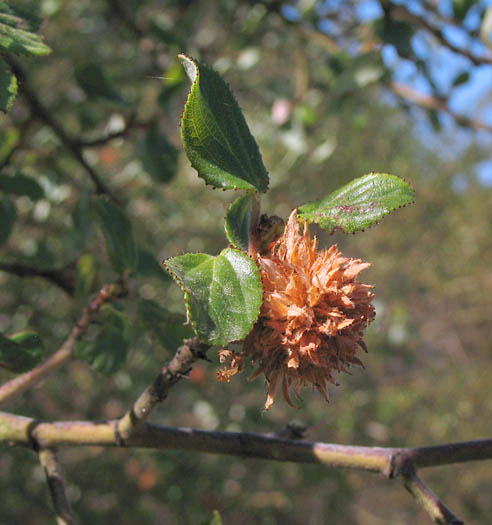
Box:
left=74, top=63, right=126, bottom=105
left=179, top=54, right=269, bottom=192
left=135, top=246, right=170, bottom=282
left=140, top=124, right=178, bottom=183
left=224, top=193, right=255, bottom=252
left=0, top=56, right=17, bottom=111
left=0, top=2, right=51, bottom=56
left=0, top=197, right=16, bottom=246
left=92, top=196, right=139, bottom=273
left=0, top=172, right=44, bottom=200
left=164, top=248, right=262, bottom=346
left=0, top=331, right=45, bottom=373
left=298, top=173, right=415, bottom=233
left=138, top=299, right=192, bottom=353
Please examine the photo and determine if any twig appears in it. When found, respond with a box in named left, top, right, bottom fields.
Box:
left=0, top=281, right=127, bottom=406
left=390, top=81, right=492, bottom=133
left=38, top=448, right=75, bottom=525
left=0, top=261, right=76, bottom=296
left=401, top=463, right=464, bottom=525
left=389, top=2, right=492, bottom=66
left=4, top=56, right=119, bottom=203
left=117, top=337, right=210, bottom=442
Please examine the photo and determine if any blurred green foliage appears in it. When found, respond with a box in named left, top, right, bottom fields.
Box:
left=1, top=1, right=491, bottom=524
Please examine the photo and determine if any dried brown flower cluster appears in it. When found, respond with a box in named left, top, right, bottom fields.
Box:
left=217, top=210, right=375, bottom=410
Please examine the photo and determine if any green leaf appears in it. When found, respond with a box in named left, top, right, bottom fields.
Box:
left=72, top=188, right=93, bottom=245
left=75, top=305, right=129, bottom=376
left=138, top=299, right=193, bottom=353
left=178, top=54, right=269, bottom=192
left=373, top=19, right=413, bottom=57
left=74, top=63, right=126, bottom=105
left=298, top=173, right=415, bottom=234
left=75, top=254, right=97, bottom=297
left=0, top=331, right=45, bottom=373
left=224, top=193, right=256, bottom=252
left=140, top=124, right=178, bottom=183
left=165, top=248, right=262, bottom=346
left=0, top=197, right=16, bottom=246
left=0, top=172, right=44, bottom=200
left=135, top=246, right=170, bottom=282
left=0, top=2, right=51, bottom=56
left=92, top=196, right=139, bottom=273
left=0, top=57, right=17, bottom=111
left=453, top=71, right=470, bottom=87
left=453, top=0, right=476, bottom=21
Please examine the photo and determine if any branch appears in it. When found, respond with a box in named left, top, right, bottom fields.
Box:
left=401, top=463, right=463, bottom=525
left=0, top=280, right=128, bottom=406
left=117, top=337, right=210, bottom=442
left=38, top=448, right=75, bottom=525
left=390, top=81, right=492, bottom=133
left=0, top=261, right=76, bottom=296
left=4, top=56, right=119, bottom=203
left=2, top=414, right=489, bottom=523
left=389, top=2, right=492, bottom=66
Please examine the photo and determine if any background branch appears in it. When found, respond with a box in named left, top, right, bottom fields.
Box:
left=38, top=448, right=75, bottom=525
left=0, top=280, right=127, bottom=406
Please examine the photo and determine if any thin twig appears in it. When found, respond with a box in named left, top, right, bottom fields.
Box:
left=117, top=337, right=210, bottom=442
left=0, top=261, right=76, bottom=296
left=38, top=448, right=75, bottom=525
left=402, top=463, right=464, bottom=524
left=4, top=56, right=119, bottom=203
left=0, top=281, right=127, bottom=406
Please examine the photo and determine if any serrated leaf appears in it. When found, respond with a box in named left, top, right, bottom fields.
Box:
left=0, top=331, right=45, bottom=373
left=0, top=172, right=44, bottom=200
left=165, top=248, right=262, bottom=346
left=75, top=63, right=126, bottom=105
left=0, top=57, right=17, bottom=111
left=224, top=193, right=255, bottom=251
left=92, top=196, right=139, bottom=273
left=75, top=305, right=129, bottom=376
left=298, top=173, right=415, bottom=234
left=178, top=54, right=269, bottom=192
left=0, top=3, right=51, bottom=56
left=135, top=246, right=170, bottom=282
left=140, top=124, right=178, bottom=183
left=138, top=299, right=192, bottom=353
left=0, top=197, right=16, bottom=246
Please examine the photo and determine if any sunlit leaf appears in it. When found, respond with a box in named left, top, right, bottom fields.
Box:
left=298, top=173, right=415, bottom=233
left=164, top=248, right=262, bottom=346
left=178, top=54, right=269, bottom=192
left=0, top=3, right=51, bottom=56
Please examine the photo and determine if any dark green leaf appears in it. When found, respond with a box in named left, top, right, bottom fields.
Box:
left=373, top=19, right=414, bottom=57
left=0, top=57, right=17, bottom=111
left=178, top=54, right=269, bottom=192
left=92, top=196, right=139, bottom=273
left=298, top=173, right=415, bottom=234
left=165, top=248, right=262, bottom=346
left=72, top=188, right=93, bottom=245
left=224, top=193, right=256, bottom=252
left=0, top=2, right=51, bottom=56
left=0, top=172, right=44, bottom=200
left=135, top=246, right=170, bottom=281
left=453, top=71, right=470, bottom=87
left=140, top=124, right=178, bottom=183
left=453, top=0, right=476, bottom=21
left=75, top=305, right=129, bottom=376
left=0, top=331, right=45, bottom=373
left=0, top=197, right=16, bottom=246
left=138, top=299, right=192, bottom=353
left=74, top=63, right=126, bottom=105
